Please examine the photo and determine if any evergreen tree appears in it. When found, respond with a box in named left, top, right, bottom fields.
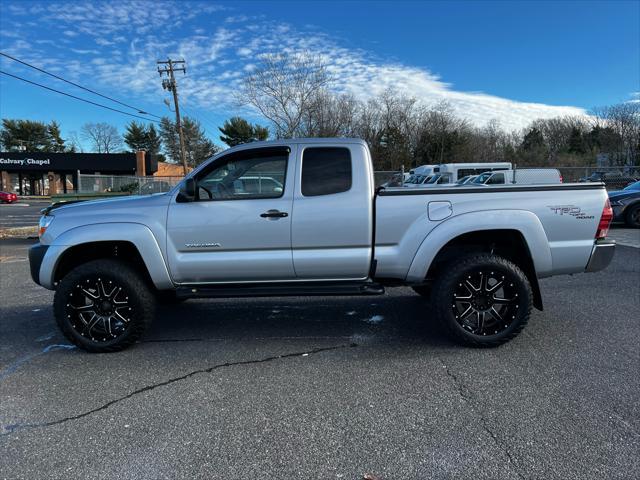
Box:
left=146, top=124, right=162, bottom=157
left=219, top=116, right=269, bottom=147
left=160, top=116, right=219, bottom=167
left=46, top=121, right=66, bottom=152
left=0, top=119, right=69, bottom=151
left=124, top=121, right=147, bottom=151
left=123, top=121, right=162, bottom=156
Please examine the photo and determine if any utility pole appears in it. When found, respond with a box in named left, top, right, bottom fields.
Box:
left=157, top=58, right=188, bottom=175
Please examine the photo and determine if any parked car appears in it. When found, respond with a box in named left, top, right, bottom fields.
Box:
left=422, top=173, right=453, bottom=186
left=403, top=173, right=434, bottom=187
left=455, top=175, right=478, bottom=186
left=381, top=172, right=410, bottom=187
left=437, top=162, right=511, bottom=183
left=608, top=181, right=640, bottom=227
left=580, top=171, right=637, bottom=190
left=30, top=138, right=614, bottom=353
left=200, top=175, right=283, bottom=198
left=470, top=169, right=562, bottom=186
left=0, top=191, right=18, bottom=203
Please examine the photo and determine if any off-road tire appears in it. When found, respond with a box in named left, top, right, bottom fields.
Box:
left=412, top=285, right=431, bottom=298
left=54, top=259, right=155, bottom=352
left=432, top=253, right=532, bottom=347
left=156, top=290, right=187, bottom=304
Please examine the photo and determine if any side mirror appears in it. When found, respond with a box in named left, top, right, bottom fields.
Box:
left=177, top=177, right=196, bottom=202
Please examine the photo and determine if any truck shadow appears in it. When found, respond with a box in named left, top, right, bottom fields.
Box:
left=148, top=291, right=450, bottom=347
left=1, top=291, right=452, bottom=353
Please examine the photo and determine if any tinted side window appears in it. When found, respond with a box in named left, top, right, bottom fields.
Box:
left=301, top=148, right=352, bottom=197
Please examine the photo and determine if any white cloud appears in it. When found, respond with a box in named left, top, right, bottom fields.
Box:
left=0, top=0, right=590, bottom=131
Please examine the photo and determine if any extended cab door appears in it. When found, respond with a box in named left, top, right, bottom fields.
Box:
left=291, top=143, right=373, bottom=279
left=166, top=146, right=296, bottom=283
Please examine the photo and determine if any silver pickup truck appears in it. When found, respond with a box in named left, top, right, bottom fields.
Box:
left=29, top=138, right=615, bottom=352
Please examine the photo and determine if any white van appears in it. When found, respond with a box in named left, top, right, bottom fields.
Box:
left=470, top=169, right=562, bottom=186
left=409, top=165, right=437, bottom=176
left=437, top=162, right=512, bottom=184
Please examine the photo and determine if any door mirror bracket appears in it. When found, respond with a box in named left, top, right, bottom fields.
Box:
left=177, top=177, right=196, bottom=202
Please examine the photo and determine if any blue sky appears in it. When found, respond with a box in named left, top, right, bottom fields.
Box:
left=0, top=0, right=638, bottom=149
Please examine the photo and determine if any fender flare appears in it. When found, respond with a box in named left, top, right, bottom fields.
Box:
left=405, top=210, right=553, bottom=283
left=39, top=222, right=173, bottom=290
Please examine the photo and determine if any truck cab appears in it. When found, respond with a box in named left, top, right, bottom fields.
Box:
left=167, top=139, right=374, bottom=283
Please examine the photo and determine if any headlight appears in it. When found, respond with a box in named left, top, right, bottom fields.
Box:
left=609, top=199, right=623, bottom=207
left=38, top=215, right=54, bottom=238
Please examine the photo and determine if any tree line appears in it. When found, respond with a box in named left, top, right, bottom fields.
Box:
left=237, top=52, right=639, bottom=170
left=0, top=116, right=269, bottom=168
left=1, top=52, right=638, bottom=170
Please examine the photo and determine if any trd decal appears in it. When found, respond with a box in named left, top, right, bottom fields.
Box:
left=548, top=205, right=595, bottom=220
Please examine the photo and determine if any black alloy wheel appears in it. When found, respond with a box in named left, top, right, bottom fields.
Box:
left=451, top=270, right=520, bottom=336
left=54, top=259, right=155, bottom=352
left=432, top=253, right=532, bottom=347
left=65, top=276, right=133, bottom=342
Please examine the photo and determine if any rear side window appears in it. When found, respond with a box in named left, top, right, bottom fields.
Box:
left=301, top=147, right=352, bottom=197
left=487, top=173, right=505, bottom=185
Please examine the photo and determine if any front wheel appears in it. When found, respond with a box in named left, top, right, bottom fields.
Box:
left=432, top=254, right=532, bottom=347
left=54, top=259, right=156, bottom=352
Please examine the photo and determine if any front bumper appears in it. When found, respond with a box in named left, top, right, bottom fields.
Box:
left=28, top=243, right=49, bottom=285
left=585, top=239, right=615, bottom=273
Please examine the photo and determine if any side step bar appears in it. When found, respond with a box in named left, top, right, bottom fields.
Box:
left=176, top=281, right=385, bottom=299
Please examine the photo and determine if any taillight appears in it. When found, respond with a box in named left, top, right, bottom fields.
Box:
left=559, top=175, right=563, bottom=183
left=595, top=198, right=613, bottom=239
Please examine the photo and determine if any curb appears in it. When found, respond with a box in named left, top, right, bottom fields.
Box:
left=0, top=226, right=38, bottom=239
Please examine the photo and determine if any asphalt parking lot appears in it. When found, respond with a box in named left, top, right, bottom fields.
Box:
left=0, top=200, right=50, bottom=229
left=0, top=238, right=639, bottom=480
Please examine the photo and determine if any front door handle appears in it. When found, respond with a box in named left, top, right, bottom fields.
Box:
left=260, top=210, right=288, bottom=218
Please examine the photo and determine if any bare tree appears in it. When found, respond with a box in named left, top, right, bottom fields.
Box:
left=239, top=52, right=331, bottom=138
left=529, top=116, right=590, bottom=163
left=592, top=103, right=640, bottom=165
left=81, top=122, right=123, bottom=153
left=302, top=91, right=359, bottom=137
left=66, top=130, right=84, bottom=153
left=414, top=101, right=471, bottom=165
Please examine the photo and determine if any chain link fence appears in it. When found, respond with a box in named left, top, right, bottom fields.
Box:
left=78, top=165, right=639, bottom=196
left=78, top=175, right=182, bottom=195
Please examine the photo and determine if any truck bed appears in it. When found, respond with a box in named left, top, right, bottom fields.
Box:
left=374, top=182, right=608, bottom=281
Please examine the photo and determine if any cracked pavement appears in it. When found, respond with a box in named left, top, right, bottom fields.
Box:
left=1, top=238, right=638, bottom=479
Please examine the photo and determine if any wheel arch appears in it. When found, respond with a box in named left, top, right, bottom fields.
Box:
left=40, top=223, right=173, bottom=290
left=406, top=211, right=551, bottom=310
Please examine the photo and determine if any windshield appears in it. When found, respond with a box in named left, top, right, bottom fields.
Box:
left=624, top=181, right=640, bottom=191
left=404, top=174, right=418, bottom=184
left=472, top=172, right=493, bottom=184
left=426, top=173, right=445, bottom=185
left=456, top=176, right=470, bottom=185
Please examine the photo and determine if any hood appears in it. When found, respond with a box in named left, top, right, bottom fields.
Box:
left=45, top=194, right=166, bottom=215
left=608, top=190, right=639, bottom=200
left=40, top=193, right=173, bottom=245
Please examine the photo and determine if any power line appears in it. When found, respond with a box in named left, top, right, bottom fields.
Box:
left=0, top=51, right=162, bottom=119
left=0, top=70, right=161, bottom=123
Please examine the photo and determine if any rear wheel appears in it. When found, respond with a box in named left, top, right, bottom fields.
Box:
left=432, top=253, right=532, bottom=347
left=54, top=259, right=155, bottom=352
left=625, top=204, right=640, bottom=228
